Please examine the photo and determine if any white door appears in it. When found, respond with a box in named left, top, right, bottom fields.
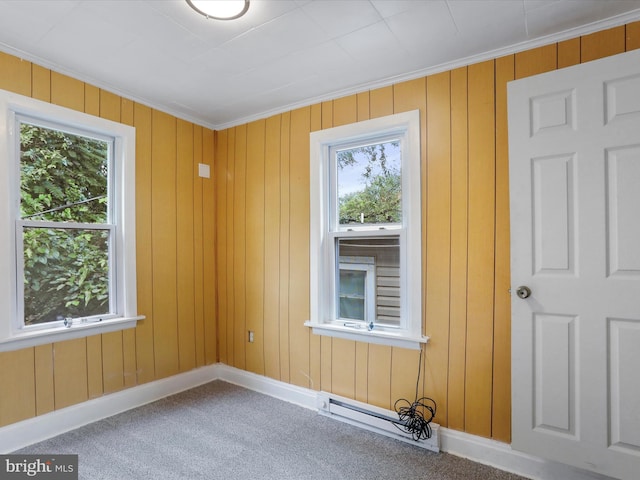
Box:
left=508, top=48, right=640, bottom=480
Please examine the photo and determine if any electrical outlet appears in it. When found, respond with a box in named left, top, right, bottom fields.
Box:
left=248, top=330, right=254, bottom=343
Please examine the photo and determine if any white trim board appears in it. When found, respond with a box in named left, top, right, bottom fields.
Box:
left=0, top=364, right=615, bottom=480
left=1, top=9, right=639, bottom=131
left=0, top=364, right=222, bottom=453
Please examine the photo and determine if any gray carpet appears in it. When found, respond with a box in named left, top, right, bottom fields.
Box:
left=16, top=381, right=528, bottom=480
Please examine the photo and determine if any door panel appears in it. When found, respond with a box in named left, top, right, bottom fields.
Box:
left=606, top=146, right=640, bottom=275
left=532, top=154, right=575, bottom=274
left=609, top=318, right=640, bottom=453
left=533, top=313, right=577, bottom=437
left=509, top=48, right=640, bottom=480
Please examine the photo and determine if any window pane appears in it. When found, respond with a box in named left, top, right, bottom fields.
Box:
left=20, top=122, right=109, bottom=223
left=339, top=269, right=366, bottom=296
left=336, top=140, right=401, bottom=227
left=337, top=236, right=401, bottom=327
left=339, top=297, right=365, bottom=320
left=23, top=227, right=110, bottom=325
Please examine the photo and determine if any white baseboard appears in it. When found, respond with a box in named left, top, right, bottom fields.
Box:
left=0, top=363, right=612, bottom=480
left=214, top=364, right=317, bottom=410
left=215, top=366, right=612, bottom=480
left=0, top=364, right=222, bottom=453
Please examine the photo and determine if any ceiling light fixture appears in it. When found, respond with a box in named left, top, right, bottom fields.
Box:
left=186, top=0, right=249, bottom=20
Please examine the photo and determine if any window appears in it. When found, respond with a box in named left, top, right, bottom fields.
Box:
left=307, top=110, right=425, bottom=350
left=338, top=256, right=376, bottom=325
left=0, top=89, right=140, bottom=351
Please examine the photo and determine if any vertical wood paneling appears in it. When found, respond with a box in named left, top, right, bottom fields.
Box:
left=357, top=92, right=370, bottom=122
left=0, top=51, right=31, bottom=95
left=392, top=78, right=428, bottom=408
left=101, top=332, right=124, bottom=393
left=100, top=90, right=125, bottom=395
left=514, top=44, right=557, bottom=79
left=448, top=66, right=469, bottom=432
left=0, top=49, right=217, bottom=428
left=333, top=95, right=357, bottom=127
left=86, top=336, right=103, bottom=398
left=225, top=127, right=237, bottom=368
left=233, top=125, right=247, bottom=370
left=424, top=71, right=452, bottom=425
left=367, top=344, right=392, bottom=409
left=264, top=115, right=281, bottom=380
left=355, top=341, right=368, bottom=404
left=99, top=90, right=120, bottom=121
left=84, top=85, right=99, bottom=116
left=581, top=25, right=625, bottom=62
left=53, top=338, right=88, bottom=409
left=557, top=38, right=581, bottom=69
left=120, top=98, right=137, bottom=388
left=288, top=107, right=311, bottom=388
left=465, top=60, right=496, bottom=438
left=215, top=129, right=229, bottom=365
left=246, top=120, right=266, bottom=375
left=133, top=102, right=155, bottom=384
left=279, top=112, right=291, bottom=383
left=151, top=110, right=179, bottom=379
left=31, top=65, right=50, bottom=102
left=202, top=128, right=217, bottom=365
left=193, top=125, right=206, bottom=367
left=50, top=72, right=84, bottom=111
left=34, top=345, right=54, bottom=415
left=627, top=21, right=640, bottom=50
left=3, top=21, right=639, bottom=441
left=319, top=101, right=333, bottom=393
left=177, top=119, right=196, bottom=373
left=369, top=86, right=394, bottom=119
left=0, top=350, right=36, bottom=427
left=122, top=330, right=137, bottom=389
left=493, top=55, right=514, bottom=442
left=321, top=101, right=333, bottom=129
left=331, top=338, right=355, bottom=399
left=309, top=103, right=322, bottom=391
left=393, top=77, right=425, bottom=114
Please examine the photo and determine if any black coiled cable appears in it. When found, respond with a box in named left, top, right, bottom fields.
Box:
left=393, top=347, right=437, bottom=441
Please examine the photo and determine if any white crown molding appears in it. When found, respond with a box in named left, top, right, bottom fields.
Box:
left=2, top=9, right=640, bottom=132
left=212, top=8, right=640, bottom=130
left=0, top=363, right=615, bottom=480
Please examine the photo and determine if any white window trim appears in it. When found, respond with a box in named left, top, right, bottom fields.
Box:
left=306, top=110, right=427, bottom=350
left=0, top=88, right=142, bottom=352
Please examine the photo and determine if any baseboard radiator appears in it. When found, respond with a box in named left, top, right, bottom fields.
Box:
left=316, top=392, right=440, bottom=453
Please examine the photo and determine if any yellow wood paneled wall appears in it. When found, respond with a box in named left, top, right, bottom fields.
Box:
left=0, top=53, right=217, bottom=428
left=215, top=22, right=640, bottom=442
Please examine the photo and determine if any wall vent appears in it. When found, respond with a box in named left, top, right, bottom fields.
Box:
left=317, top=392, right=440, bottom=453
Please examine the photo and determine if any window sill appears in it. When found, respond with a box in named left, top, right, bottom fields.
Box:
left=304, top=321, right=428, bottom=350
left=0, top=316, right=144, bottom=352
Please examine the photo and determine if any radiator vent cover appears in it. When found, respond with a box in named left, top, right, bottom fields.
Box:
left=317, top=392, right=440, bottom=453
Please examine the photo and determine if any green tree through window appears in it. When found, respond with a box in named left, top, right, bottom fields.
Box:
left=336, top=141, right=401, bottom=226
left=20, top=123, right=111, bottom=325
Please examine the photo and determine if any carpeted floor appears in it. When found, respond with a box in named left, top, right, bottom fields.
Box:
left=16, top=381, right=528, bottom=480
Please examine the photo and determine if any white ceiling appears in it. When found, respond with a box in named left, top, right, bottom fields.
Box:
left=1, top=0, right=639, bottom=129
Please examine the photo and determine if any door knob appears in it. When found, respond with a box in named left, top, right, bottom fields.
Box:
left=516, top=286, right=532, bottom=299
